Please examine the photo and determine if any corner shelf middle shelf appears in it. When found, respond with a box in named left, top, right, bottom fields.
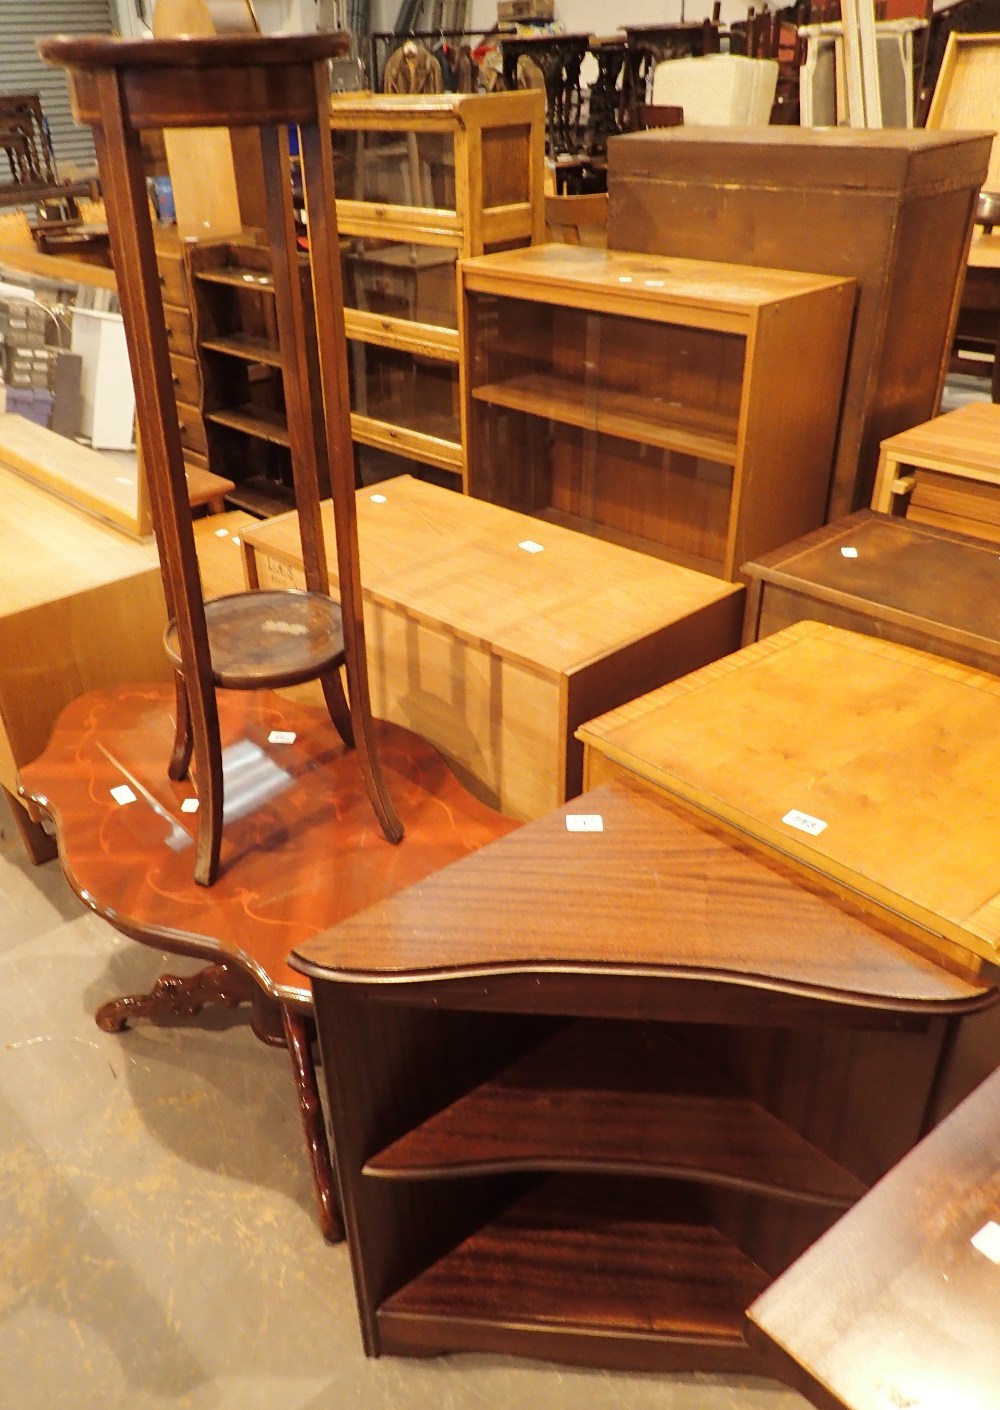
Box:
left=363, top=1018, right=865, bottom=1211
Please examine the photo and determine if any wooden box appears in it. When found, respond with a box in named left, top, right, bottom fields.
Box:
left=0, top=466, right=169, bottom=844
left=578, top=620, right=1000, bottom=969
left=461, top=244, right=854, bottom=581
left=741, top=508, right=1000, bottom=675
left=606, top=127, right=993, bottom=518
left=241, top=474, right=743, bottom=819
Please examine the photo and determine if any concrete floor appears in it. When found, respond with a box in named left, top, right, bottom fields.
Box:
left=0, top=812, right=809, bottom=1410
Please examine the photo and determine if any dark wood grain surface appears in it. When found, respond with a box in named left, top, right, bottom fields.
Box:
left=742, top=510, right=1000, bottom=673
left=747, top=1065, right=1000, bottom=1410
left=295, top=775, right=992, bottom=1012
left=20, top=683, right=516, bottom=1006
left=377, top=1174, right=771, bottom=1371
left=364, top=1018, right=866, bottom=1206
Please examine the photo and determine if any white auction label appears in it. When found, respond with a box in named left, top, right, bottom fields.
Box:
left=110, top=784, right=137, bottom=806
left=971, top=1221, right=1000, bottom=1264
left=370, top=493, right=387, bottom=504
left=840, top=546, right=859, bottom=559
left=214, top=527, right=229, bottom=537
left=268, top=730, right=297, bottom=745
left=181, top=798, right=200, bottom=814
left=566, top=814, right=604, bottom=833
left=518, top=539, right=544, bottom=554
left=782, top=808, right=828, bottom=837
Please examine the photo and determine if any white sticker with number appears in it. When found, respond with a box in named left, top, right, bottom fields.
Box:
left=972, top=1221, right=1000, bottom=1264
left=268, top=730, right=296, bottom=745
left=518, top=539, right=544, bottom=554
left=110, top=785, right=137, bottom=806
left=566, top=814, right=604, bottom=833
left=782, top=809, right=827, bottom=837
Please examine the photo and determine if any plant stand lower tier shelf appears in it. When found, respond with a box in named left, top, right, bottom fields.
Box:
left=292, top=775, right=996, bottom=1374
left=241, top=474, right=743, bottom=819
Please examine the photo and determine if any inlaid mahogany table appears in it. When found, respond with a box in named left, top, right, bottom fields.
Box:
left=746, top=1063, right=1000, bottom=1410
left=291, top=773, right=996, bottom=1371
left=20, top=682, right=516, bottom=1242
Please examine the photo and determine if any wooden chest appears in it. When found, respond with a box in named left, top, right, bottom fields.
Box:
left=741, top=509, right=1000, bottom=675
left=578, top=620, right=1000, bottom=969
left=606, top=127, right=992, bottom=519
left=241, top=474, right=743, bottom=819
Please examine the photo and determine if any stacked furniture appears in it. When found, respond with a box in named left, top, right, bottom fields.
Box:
left=330, top=91, right=545, bottom=488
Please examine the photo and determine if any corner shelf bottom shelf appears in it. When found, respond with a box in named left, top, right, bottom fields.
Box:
left=376, top=1176, right=771, bottom=1372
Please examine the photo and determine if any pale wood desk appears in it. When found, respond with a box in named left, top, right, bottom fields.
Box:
left=242, top=474, right=743, bottom=819
left=0, top=466, right=168, bottom=860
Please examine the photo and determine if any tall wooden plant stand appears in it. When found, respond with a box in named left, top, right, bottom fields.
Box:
left=39, top=32, right=403, bottom=885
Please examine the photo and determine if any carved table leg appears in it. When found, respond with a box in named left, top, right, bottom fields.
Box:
left=95, top=961, right=256, bottom=1033
left=282, top=1004, right=344, bottom=1244
left=4, top=786, right=58, bottom=865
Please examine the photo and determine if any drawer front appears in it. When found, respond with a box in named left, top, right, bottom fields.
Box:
left=163, top=303, right=195, bottom=357
left=170, top=354, right=201, bottom=407
left=157, top=252, right=188, bottom=306
left=176, top=401, right=208, bottom=456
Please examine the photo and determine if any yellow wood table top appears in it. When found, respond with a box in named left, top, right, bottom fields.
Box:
left=578, top=621, right=1000, bottom=970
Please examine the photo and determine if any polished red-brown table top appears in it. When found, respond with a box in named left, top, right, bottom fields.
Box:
left=20, top=684, right=517, bottom=1006
left=294, top=775, right=996, bottom=1015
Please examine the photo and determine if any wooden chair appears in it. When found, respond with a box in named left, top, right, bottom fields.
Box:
left=39, top=32, right=403, bottom=885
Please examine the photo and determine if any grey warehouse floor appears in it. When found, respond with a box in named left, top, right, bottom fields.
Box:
left=0, top=814, right=808, bottom=1410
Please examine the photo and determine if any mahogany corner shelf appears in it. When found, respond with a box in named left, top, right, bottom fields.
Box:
left=292, top=774, right=996, bottom=1374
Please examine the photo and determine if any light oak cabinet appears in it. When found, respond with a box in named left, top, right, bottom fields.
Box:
left=330, top=91, right=545, bottom=488
left=461, top=245, right=855, bottom=580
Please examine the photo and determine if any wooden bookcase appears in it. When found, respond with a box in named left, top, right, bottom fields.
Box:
left=185, top=239, right=323, bottom=516
left=330, top=91, right=545, bottom=489
left=461, top=245, right=855, bottom=580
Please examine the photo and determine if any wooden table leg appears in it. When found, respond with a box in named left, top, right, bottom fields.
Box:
left=94, top=960, right=255, bottom=1032
left=282, top=1005, right=344, bottom=1244
left=4, top=785, right=57, bottom=864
